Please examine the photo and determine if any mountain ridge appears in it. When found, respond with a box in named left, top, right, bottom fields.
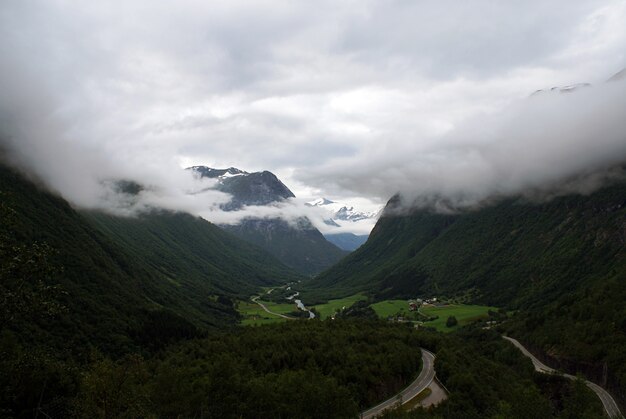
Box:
left=0, top=163, right=301, bottom=354
left=190, top=166, right=347, bottom=275
left=304, top=173, right=626, bottom=407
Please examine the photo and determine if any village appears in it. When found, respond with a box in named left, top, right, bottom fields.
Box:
left=384, top=297, right=449, bottom=326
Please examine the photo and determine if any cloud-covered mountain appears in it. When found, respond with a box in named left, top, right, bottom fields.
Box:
left=307, top=198, right=380, bottom=223
left=306, top=197, right=380, bottom=248
left=190, top=166, right=294, bottom=210
left=190, top=166, right=346, bottom=275
left=323, top=233, right=369, bottom=252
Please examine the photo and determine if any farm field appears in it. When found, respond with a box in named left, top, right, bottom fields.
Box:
left=311, top=293, right=368, bottom=319
left=370, top=299, right=413, bottom=318
left=237, top=300, right=295, bottom=326
left=370, top=299, right=496, bottom=332
left=420, top=304, right=497, bottom=332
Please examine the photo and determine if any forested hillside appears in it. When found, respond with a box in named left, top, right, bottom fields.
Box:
left=191, top=166, right=347, bottom=275
left=0, top=164, right=298, bottom=354
left=0, top=163, right=612, bottom=418
left=224, top=217, right=348, bottom=275
left=83, top=211, right=301, bottom=297
left=308, top=181, right=625, bottom=306
left=306, top=177, right=626, bottom=409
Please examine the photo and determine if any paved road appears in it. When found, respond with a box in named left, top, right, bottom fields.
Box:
left=360, top=349, right=436, bottom=419
left=251, top=295, right=295, bottom=320
left=503, top=336, right=623, bottom=418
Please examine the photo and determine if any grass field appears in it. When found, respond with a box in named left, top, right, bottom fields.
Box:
left=419, top=304, right=496, bottom=332
left=311, top=293, right=368, bottom=319
left=370, top=300, right=413, bottom=318
left=262, top=300, right=298, bottom=315
left=370, top=300, right=496, bottom=332
left=237, top=300, right=296, bottom=326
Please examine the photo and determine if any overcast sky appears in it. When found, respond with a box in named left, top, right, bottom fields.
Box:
left=1, top=0, right=625, bottom=232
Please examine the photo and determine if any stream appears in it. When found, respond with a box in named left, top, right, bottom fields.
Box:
left=295, top=299, right=316, bottom=319
left=284, top=287, right=315, bottom=318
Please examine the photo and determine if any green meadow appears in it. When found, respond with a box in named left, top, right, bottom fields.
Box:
left=370, top=299, right=413, bottom=318
left=311, top=293, right=368, bottom=319
left=419, top=304, right=496, bottom=332
left=370, top=299, right=496, bottom=332
left=237, top=300, right=296, bottom=326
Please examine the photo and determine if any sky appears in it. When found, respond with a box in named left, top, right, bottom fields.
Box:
left=1, top=0, right=625, bottom=234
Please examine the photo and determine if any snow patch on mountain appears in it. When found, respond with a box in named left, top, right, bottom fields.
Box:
left=531, top=83, right=591, bottom=96
left=307, top=198, right=380, bottom=222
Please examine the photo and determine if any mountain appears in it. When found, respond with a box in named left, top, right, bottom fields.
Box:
left=82, top=210, right=302, bottom=296
left=0, top=163, right=300, bottom=354
left=608, top=67, right=626, bottom=82
left=324, top=233, right=369, bottom=251
left=306, top=197, right=380, bottom=251
left=308, top=178, right=626, bottom=304
left=190, top=166, right=347, bottom=275
left=305, top=175, right=626, bottom=406
left=307, top=197, right=380, bottom=223
left=190, top=166, right=294, bottom=210
left=531, top=82, right=591, bottom=96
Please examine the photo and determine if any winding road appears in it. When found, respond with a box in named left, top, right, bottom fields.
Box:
left=503, top=336, right=623, bottom=418
left=251, top=295, right=295, bottom=320
left=360, top=349, right=437, bottom=419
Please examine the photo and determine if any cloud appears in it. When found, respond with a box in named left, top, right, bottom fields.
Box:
left=0, top=0, right=625, bottom=227
left=301, top=78, right=626, bottom=211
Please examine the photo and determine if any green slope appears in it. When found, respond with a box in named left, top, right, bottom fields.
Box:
left=82, top=211, right=301, bottom=296
left=0, top=164, right=300, bottom=354
left=224, top=218, right=348, bottom=276
left=191, top=166, right=348, bottom=275
left=307, top=183, right=625, bottom=307
left=305, top=179, right=626, bottom=407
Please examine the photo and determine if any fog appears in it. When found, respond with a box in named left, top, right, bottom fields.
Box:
left=1, top=1, right=625, bottom=231
left=303, top=77, right=626, bottom=213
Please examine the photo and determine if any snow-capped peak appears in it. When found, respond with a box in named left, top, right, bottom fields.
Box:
left=188, top=166, right=249, bottom=179
left=308, top=197, right=335, bottom=207
left=531, top=83, right=591, bottom=96
left=307, top=197, right=381, bottom=225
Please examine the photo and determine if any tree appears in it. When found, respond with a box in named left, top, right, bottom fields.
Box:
left=0, top=195, right=65, bottom=330
left=446, top=316, right=458, bottom=328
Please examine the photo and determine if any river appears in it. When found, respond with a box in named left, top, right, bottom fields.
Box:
left=294, top=298, right=315, bottom=319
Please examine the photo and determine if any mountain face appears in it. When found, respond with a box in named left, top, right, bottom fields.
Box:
left=190, top=166, right=294, bottom=210
left=608, top=67, right=626, bottom=82
left=190, top=166, right=347, bottom=275
left=306, top=177, right=626, bottom=406
left=324, top=233, right=369, bottom=251
left=0, top=164, right=300, bottom=354
left=306, top=197, right=380, bottom=250
left=307, top=197, right=380, bottom=223
left=223, top=217, right=348, bottom=275
left=532, top=83, right=591, bottom=96
left=309, top=180, right=626, bottom=304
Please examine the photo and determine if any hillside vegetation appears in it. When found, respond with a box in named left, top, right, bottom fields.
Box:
left=306, top=179, right=626, bottom=407
left=192, top=166, right=348, bottom=275
left=0, top=164, right=298, bottom=354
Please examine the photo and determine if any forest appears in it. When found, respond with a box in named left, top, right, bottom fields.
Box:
left=0, top=163, right=616, bottom=418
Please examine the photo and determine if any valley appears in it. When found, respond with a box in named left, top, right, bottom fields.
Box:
left=1, top=161, right=624, bottom=418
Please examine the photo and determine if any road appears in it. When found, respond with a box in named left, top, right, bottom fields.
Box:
left=360, top=349, right=436, bottom=419
left=503, top=336, right=623, bottom=418
left=250, top=295, right=295, bottom=320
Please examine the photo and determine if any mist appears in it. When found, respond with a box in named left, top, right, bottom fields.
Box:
left=1, top=1, right=625, bottom=228
left=300, top=76, right=626, bottom=212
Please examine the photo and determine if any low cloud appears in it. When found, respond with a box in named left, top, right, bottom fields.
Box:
left=1, top=1, right=625, bottom=227
left=300, top=77, right=626, bottom=212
